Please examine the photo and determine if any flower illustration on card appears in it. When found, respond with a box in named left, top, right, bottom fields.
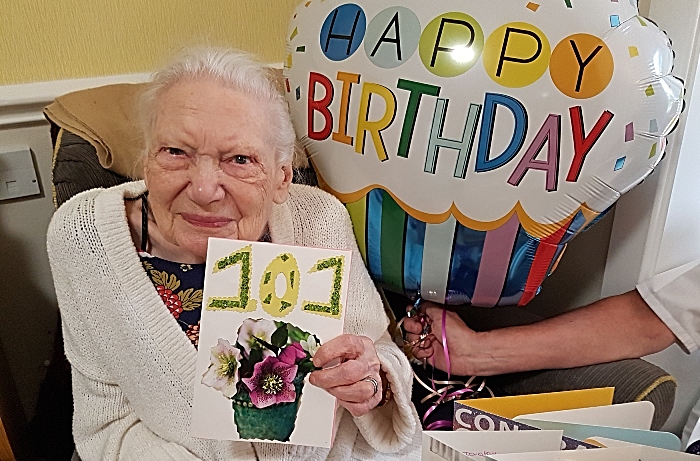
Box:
left=201, top=338, right=242, bottom=398
left=300, top=335, right=320, bottom=357
left=237, top=318, right=277, bottom=359
left=279, top=343, right=307, bottom=365
left=242, top=356, right=298, bottom=408
left=201, top=318, right=321, bottom=442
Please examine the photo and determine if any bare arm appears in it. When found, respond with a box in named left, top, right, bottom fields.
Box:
left=405, top=290, right=678, bottom=376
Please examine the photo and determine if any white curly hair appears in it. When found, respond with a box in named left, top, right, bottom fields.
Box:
left=138, top=47, right=296, bottom=166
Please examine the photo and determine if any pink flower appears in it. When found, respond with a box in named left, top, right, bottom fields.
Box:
left=279, top=343, right=306, bottom=365
left=242, top=356, right=298, bottom=408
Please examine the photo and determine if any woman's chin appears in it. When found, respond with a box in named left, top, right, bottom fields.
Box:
left=176, top=238, right=212, bottom=263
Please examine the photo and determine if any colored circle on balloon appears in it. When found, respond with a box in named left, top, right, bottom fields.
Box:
left=550, top=33, right=614, bottom=99
left=364, top=7, right=421, bottom=69
left=484, top=22, right=551, bottom=88
left=320, top=4, right=367, bottom=61
left=419, top=12, right=484, bottom=77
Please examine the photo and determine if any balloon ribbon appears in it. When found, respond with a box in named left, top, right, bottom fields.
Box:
left=399, top=299, right=491, bottom=430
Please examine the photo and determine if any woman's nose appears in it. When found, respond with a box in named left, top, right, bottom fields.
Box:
left=187, top=156, right=225, bottom=205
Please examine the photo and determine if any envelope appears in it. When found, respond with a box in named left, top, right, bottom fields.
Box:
left=460, top=388, right=614, bottom=419
left=514, top=401, right=655, bottom=430
left=514, top=418, right=681, bottom=451
left=485, top=445, right=699, bottom=460
left=422, top=430, right=563, bottom=461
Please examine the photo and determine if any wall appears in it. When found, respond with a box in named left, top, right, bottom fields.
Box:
left=639, top=0, right=652, bottom=16
left=0, top=123, right=55, bottom=457
left=0, top=0, right=301, bottom=85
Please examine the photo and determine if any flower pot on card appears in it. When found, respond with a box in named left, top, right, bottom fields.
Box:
left=232, top=375, right=305, bottom=442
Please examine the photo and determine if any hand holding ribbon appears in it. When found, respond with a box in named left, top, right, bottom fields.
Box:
left=400, top=300, right=492, bottom=430
left=403, top=301, right=484, bottom=377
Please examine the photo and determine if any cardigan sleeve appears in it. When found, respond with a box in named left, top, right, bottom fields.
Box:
left=48, top=202, right=202, bottom=461
left=343, top=244, right=418, bottom=453
left=69, top=364, right=202, bottom=461
left=288, top=186, right=419, bottom=453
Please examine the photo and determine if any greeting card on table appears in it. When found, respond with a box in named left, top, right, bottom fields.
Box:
left=513, top=401, right=655, bottom=430
left=461, top=387, right=614, bottom=420
left=453, top=402, right=598, bottom=450
left=191, top=238, right=351, bottom=448
left=423, top=430, right=564, bottom=461
left=486, top=445, right=700, bottom=461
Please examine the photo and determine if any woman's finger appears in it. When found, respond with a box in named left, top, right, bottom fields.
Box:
left=339, top=400, right=376, bottom=418
left=312, top=334, right=367, bottom=368
left=403, top=317, right=424, bottom=334
left=310, top=357, right=369, bottom=389
left=411, top=337, right=435, bottom=359
left=323, top=377, right=378, bottom=404
left=405, top=332, right=420, bottom=343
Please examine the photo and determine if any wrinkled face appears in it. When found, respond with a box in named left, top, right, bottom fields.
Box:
left=144, top=78, right=292, bottom=262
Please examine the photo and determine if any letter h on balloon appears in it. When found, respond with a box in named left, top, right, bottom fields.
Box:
left=324, top=8, right=362, bottom=56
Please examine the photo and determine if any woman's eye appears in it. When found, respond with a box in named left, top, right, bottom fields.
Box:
left=165, top=147, right=186, bottom=156
left=231, top=155, right=251, bottom=165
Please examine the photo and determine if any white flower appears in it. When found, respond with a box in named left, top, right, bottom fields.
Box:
left=237, top=318, right=277, bottom=358
left=300, top=335, right=320, bottom=357
left=201, top=338, right=242, bottom=398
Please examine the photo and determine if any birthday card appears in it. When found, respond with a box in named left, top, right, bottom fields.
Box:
left=191, top=238, right=351, bottom=448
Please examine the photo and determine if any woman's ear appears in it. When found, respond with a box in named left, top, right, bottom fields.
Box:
left=272, top=163, right=293, bottom=204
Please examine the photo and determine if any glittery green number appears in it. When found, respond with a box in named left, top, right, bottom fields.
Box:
left=302, top=256, right=345, bottom=319
left=206, top=245, right=257, bottom=312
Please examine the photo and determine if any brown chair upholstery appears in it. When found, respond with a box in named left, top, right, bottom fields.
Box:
left=52, top=129, right=131, bottom=208
left=491, top=360, right=676, bottom=430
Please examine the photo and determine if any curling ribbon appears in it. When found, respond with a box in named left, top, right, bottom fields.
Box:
left=399, top=299, right=491, bottom=430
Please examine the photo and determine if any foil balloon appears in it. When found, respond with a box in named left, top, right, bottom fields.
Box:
left=284, top=0, right=683, bottom=307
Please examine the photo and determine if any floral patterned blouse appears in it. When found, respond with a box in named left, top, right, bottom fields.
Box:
left=140, top=255, right=205, bottom=348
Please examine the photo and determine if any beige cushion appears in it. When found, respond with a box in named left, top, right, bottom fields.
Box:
left=45, top=83, right=146, bottom=179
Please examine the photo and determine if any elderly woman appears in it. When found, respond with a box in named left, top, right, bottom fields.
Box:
left=47, top=48, right=419, bottom=461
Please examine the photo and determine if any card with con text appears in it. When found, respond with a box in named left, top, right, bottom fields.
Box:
left=453, top=402, right=598, bottom=450
left=191, top=238, right=351, bottom=448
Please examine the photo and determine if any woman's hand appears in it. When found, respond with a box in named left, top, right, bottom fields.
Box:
left=403, top=301, right=482, bottom=376
left=309, top=334, right=383, bottom=417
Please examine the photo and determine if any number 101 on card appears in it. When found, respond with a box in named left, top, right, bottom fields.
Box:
left=205, top=242, right=349, bottom=320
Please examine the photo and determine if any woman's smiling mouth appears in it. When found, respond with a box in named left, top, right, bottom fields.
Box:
left=181, top=213, right=233, bottom=228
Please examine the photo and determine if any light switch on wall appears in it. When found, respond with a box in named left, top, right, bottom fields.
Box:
left=0, top=148, right=41, bottom=201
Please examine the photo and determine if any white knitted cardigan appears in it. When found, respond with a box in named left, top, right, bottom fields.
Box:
left=47, top=181, right=420, bottom=461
